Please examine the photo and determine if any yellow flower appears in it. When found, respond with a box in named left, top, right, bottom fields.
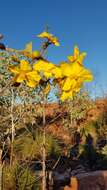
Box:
left=60, top=61, right=93, bottom=81
left=9, top=60, right=41, bottom=87
left=37, top=31, right=60, bottom=46
left=34, top=60, right=63, bottom=80
left=68, top=46, right=86, bottom=65
left=58, top=60, right=93, bottom=101
left=33, top=60, right=56, bottom=78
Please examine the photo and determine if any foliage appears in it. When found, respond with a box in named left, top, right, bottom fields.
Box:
left=61, top=90, right=94, bottom=144
left=14, top=131, right=61, bottom=160
left=3, top=162, right=39, bottom=190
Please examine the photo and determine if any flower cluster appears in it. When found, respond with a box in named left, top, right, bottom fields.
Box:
left=37, top=31, right=60, bottom=46
left=9, top=31, right=93, bottom=101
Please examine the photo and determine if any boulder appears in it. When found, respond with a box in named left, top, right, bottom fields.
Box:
left=64, top=170, right=107, bottom=190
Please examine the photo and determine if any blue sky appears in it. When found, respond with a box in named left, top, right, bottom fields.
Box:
left=1, top=0, right=107, bottom=98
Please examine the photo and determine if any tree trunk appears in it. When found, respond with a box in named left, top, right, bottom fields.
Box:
left=0, top=149, right=2, bottom=190
left=42, top=127, right=46, bottom=190
left=42, top=100, right=46, bottom=190
left=10, top=89, right=15, bottom=165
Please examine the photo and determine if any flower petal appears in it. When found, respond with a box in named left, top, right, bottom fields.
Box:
left=9, top=65, right=20, bottom=74
left=26, top=71, right=41, bottom=82
left=26, top=79, right=38, bottom=88
left=44, top=71, right=53, bottom=78
left=79, top=69, right=93, bottom=81
left=51, top=66, right=62, bottom=78
left=74, top=46, right=79, bottom=58
left=62, top=78, right=77, bottom=91
left=61, top=90, right=73, bottom=101
left=33, top=60, right=55, bottom=72
left=20, top=60, right=32, bottom=71
left=14, top=72, right=25, bottom=83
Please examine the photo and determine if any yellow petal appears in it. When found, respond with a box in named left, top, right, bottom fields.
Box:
left=24, top=42, right=32, bottom=53
left=26, top=71, right=41, bottom=82
left=54, top=40, right=60, bottom=46
left=51, top=66, right=62, bottom=78
left=67, top=55, right=75, bottom=62
left=44, top=71, right=53, bottom=78
left=9, top=65, right=20, bottom=74
left=70, top=62, right=83, bottom=74
left=26, top=78, right=38, bottom=88
left=37, top=31, right=49, bottom=38
left=68, top=46, right=86, bottom=65
left=14, top=72, right=25, bottom=83
left=60, top=61, right=82, bottom=77
left=74, top=46, right=79, bottom=58
left=20, top=60, right=32, bottom=71
left=79, top=52, right=87, bottom=63
left=62, top=78, right=77, bottom=91
left=74, top=86, right=82, bottom=93
left=33, top=60, right=55, bottom=72
left=79, top=69, right=93, bottom=81
left=60, top=62, right=72, bottom=77
left=49, top=36, right=60, bottom=46
left=20, top=42, right=32, bottom=58
left=60, top=90, right=73, bottom=101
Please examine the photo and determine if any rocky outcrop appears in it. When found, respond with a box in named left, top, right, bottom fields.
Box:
left=53, top=164, right=86, bottom=189
left=64, top=170, right=107, bottom=190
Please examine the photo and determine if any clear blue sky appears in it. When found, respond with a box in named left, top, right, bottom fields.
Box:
left=1, top=0, right=107, bottom=98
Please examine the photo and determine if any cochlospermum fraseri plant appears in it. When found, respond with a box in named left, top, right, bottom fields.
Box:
left=8, top=29, right=93, bottom=190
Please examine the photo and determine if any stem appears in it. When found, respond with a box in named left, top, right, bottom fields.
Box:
left=0, top=149, right=2, bottom=190
left=40, top=30, right=50, bottom=189
left=10, top=88, right=15, bottom=165
left=42, top=96, right=46, bottom=190
left=0, top=165, right=2, bottom=190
